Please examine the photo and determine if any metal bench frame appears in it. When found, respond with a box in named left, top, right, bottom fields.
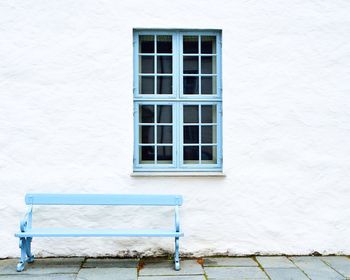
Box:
left=15, top=193, right=183, bottom=272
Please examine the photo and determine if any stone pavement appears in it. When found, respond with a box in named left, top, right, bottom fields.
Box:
left=1, top=256, right=350, bottom=279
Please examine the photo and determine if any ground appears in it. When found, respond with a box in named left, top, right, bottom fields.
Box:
left=1, top=256, right=350, bottom=279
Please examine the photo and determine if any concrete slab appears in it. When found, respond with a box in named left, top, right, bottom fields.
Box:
left=204, top=267, right=268, bottom=279
left=83, top=258, right=138, bottom=268
left=139, top=259, right=204, bottom=276
left=0, top=274, right=76, bottom=280
left=203, top=257, right=258, bottom=267
left=264, top=268, right=309, bottom=280
left=0, top=258, right=84, bottom=275
left=256, top=257, right=296, bottom=268
left=290, top=257, right=345, bottom=280
left=77, top=267, right=137, bottom=280
left=321, top=256, right=350, bottom=278
left=138, top=276, right=206, bottom=280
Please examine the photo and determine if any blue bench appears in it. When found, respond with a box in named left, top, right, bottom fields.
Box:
left=15, top=193, right=184, bottom=272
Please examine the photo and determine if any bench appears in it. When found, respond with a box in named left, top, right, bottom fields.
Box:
left=15, top=193, right=184, bottom=272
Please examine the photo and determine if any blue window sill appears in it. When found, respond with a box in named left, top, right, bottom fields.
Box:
left=131, top=172, right=226, bottom=177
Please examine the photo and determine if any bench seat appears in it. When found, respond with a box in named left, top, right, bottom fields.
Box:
left=16, top=228, right=184, bottom=238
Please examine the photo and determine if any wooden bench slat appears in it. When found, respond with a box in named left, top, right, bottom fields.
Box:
left=25, top=194, right=183, bottom=206
left=16, top=228, right=184, bottom=238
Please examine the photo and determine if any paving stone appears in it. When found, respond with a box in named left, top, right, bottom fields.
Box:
left=256, top=257, right=296, bottom=268
left=138, top=276, right=205, bottom=280
left=83, top=258, right=138, bottom=268
left=290, top=257, right=345, bottom=279
left=321, top=256, right=350, bottom=278
left=0, top=258, right=84, bottom=275
left=0, top=274, right=76, bottom=280
left=77, top=267, right=136, bottom=280
left=139, top=259, right=203, bottom=276
left=203, top=257, right=258, bottom=267
left=264, top=268, right=309, bottom=280
left=205, top=267, right=268, bottom=279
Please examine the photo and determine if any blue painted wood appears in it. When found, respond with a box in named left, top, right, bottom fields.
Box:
left=25, top=194, right=183, bottom=206
left=16, top=193, right=183, bottom=272
left=133, top=29, right=222, bottom=172
left=16, top=228, right=184, bottom=238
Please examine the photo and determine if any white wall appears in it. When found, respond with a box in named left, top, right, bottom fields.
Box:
left=1, top=0, right=350, bottom=258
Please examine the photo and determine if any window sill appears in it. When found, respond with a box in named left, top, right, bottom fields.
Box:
left=131, top=172, right=226, bottom=177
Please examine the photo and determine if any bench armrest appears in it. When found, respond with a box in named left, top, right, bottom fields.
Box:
left=20, top=206, right=33, bottom=232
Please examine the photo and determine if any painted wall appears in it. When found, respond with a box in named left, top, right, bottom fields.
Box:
left=1, top=0, right=350, bottom=258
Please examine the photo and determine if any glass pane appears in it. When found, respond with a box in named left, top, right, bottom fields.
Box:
left=157, top=76, right=172, bottom=95
left=201, top=77, right=216, bottom=95
left=184, top=125, right=199, bottom=143
left=183, top=56, right=199, bottom=74
left=201, top=125, right=216, bottom=143
left=184, top=105, right=199, bottom=123
left=201, top=146, right=217, bottom=163
left=201, top=105, right=217, bottom=123
left=140, top=105, right=154, bottom=123
left=157, top=146, right=172, bottom=162
left=183, top=36, right=198, bottom=53
left=140, top=56, right=154, bottom=73
left=157, top=105, right=172, bottom=123
left=140, top=76, right=154, bottom=94
left=157, top=125, right=172, bottom=143
left=201, top=36, right=216, bottom=54
left=141, top=146, right=155, bottom=163
left=183, top=76, right=199, bottom=94
left=157, top=35, right=172, bottom=53
left=139, top=35, right=154, bottom=53
left=184, top=146, right=199, bottom=161
left=141, top=126, right=154, bottom=143
left=157, top=56, right=172, bottom=73
left=201, top=56, right=216, bottom=74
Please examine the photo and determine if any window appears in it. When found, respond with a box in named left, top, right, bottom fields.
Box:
left=133, top=29, right=222, bottom=172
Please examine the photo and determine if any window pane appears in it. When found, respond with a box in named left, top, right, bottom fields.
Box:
left=139, top=35, right=154, bottom=53
left=157, top=146, right=173, bottom=162
left=183, top=36, right=198, bottom=53
left=201, top=146, right=217, bottom=163
left=140, top=105, right=154, bottom=123
left=201, top=36, right=216, bottom=54
left=201, top=105, right=217, bottom=123
left=184, top=105, right=199, bottom=123
left=157, top=125, right=172, bottom=143
left=157, top=105, right=172, bottom=123
left=141, top=146, right=155, bottom=162
left=140, top=56, right=154, bottom=73
left=157, top=35, right=172, bottom=53
left=184, top=146, right=199, bottom=161
left=157, top=56, right=172, bottom=73
left=201, top=125, right=216, bottom=143
left=141, top=126, right=154, bottom=143
left=140, top=76, right=154, bottom=94
left=183, top=56, right=199, bottom=74
left=184, top=125, right=199, bottom=143
left=201, top=56, right=216, bottom=74
left=157, top=76, right=172, bottom=95
left=201, top=77, right=216, bottom=95
left=183, top=76, right=199, bottom=94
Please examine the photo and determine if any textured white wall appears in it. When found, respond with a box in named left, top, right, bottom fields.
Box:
left=1, top=0, right=350, bottom=258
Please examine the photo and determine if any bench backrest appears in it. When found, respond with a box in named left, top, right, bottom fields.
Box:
left=25, top=193, right=183, bottom=206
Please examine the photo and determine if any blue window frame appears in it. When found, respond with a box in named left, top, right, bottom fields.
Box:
left=133, top=29, right=222, bottom=172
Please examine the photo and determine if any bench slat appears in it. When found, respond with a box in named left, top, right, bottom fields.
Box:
left=15, top=228, right=184, bottom=238
left=25, top=194, right=183, bottom=206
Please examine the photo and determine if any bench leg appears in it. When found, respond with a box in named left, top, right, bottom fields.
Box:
left=174, top=237, right=180, bottom=271
left=17, top=238, right=27, bottom=272
left=25, top=237, right=34, bottom=263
